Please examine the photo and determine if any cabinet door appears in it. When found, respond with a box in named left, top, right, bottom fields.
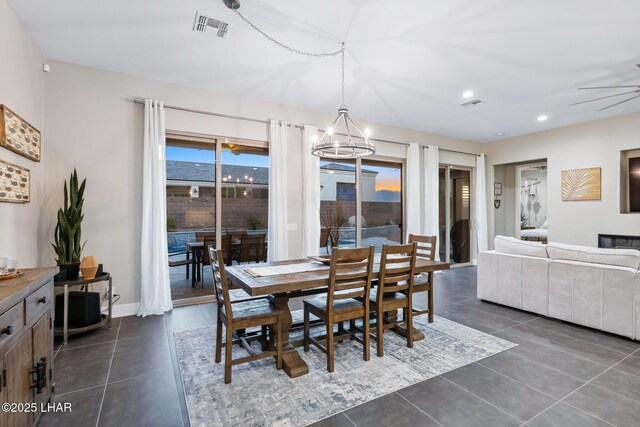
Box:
left=4, top=331, right=33, bottom=427
left=32, top=312, right=52, bottom=423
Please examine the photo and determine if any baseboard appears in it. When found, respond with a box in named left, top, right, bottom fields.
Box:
left=108, top=302, right=140, bottom=318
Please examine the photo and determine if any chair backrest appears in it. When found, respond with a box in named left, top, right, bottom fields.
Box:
left=203, top=237, right=216, bottom=265
left=210, top=247, right=233, bottom=321
left=239, top=233, right=266, bottom=263
left=320, top=228, right=329, bottom=248
left=327, top=246, right=375, bottom=309
left=196, top=231, right=215, bottom=242
left=377, top=243, right=417, bottom=301
left=220, top=235, right=232, bottom=265
left=409, top=234, right=437, bottom=261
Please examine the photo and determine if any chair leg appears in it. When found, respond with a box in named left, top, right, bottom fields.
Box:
left=224, top=325, right=233, bottom=384
left=428, top=288, right=434, bottom=323
left=326, top=322, right=335, bottom=373
left=303, top=306, right=310, bottom=352
left=276, top=319, right=283, bottom=370
left=261, top=325, right=268, bottom=351
left=376, top=308, right=384, bottom=357
left=363, top=312, right=370, bottom=362
left=406, top=304, right=414, bottom=349
left=349, top=319, right=356, bottom=338
left=215, top=310, right=222, bottom=363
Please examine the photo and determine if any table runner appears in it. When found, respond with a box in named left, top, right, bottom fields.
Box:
left=244, top=261, right=328, bottom=278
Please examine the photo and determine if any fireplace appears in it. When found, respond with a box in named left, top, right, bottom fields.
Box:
left=598, top=234, right=640, bottom=250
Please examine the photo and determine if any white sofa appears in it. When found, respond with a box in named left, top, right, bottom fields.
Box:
left=478, top=236, right=640, bottom=340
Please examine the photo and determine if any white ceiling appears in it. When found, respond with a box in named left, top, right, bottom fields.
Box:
left=8, top=0, right=640, bottom=142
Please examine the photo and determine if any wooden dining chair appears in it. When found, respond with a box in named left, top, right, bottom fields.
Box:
left=370, top=242, right=417, bottom=357
left=408, top=234, right=437, bottom=322
left=195, top=231, right=216, bottom=242
left=201, top=236, right=234, bottom=285
left=234, top=233, right=266, bottom=263
left=210, top=247, right=284, bottom=384
left=303, top=246, right=375, bottom=373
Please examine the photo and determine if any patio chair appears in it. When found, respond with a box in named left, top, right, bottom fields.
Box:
left=195, top=231, right=216, bottom=242
left=200, top=235, right=234, bottom=284
left=234, top=233, right=266, bottom=263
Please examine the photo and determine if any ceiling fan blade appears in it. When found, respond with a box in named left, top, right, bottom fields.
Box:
left=569, top=89, right=640, bottom=106
left=596, top=93, right=640, bottom=111
left=578, top=85, right=640, bottom=90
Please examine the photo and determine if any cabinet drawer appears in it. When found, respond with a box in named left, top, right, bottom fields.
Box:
left=25, top=281, right=52, bottom=324
left=0, top=303, right=24, bottom=347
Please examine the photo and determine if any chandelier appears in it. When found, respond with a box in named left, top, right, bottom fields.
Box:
left=225, top=1, right=375, bottom=158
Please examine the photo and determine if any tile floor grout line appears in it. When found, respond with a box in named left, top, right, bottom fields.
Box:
left=494, top=329, right=622, bottom=370
left=53, top=383, right=108, bottom=398
left=518, top=400, right=618, bottom=427
left=341, top=410, right=358, bottom=426
left=489, top=316, right=540, bottom=335
left=395, top=392, right=446, bottom=427
left=450, top=300, right=541, bottom=325
left=55, top=339, right=119, bottom=353
left=94, top=319, right=121, bottom=427
left=513, top=321, right=638, bottom=356
left=439, top=376, right=525, bottom=423
left=551, top=350, right=640, bottom=423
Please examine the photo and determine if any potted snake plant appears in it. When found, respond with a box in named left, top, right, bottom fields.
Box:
left=51, top=169, right=87, bottom=280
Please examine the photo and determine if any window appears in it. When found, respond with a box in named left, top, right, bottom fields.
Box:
left=319, top=158, right=403, bottom=253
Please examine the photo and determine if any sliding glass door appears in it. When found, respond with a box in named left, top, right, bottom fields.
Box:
left=439, top=166, right=471, bottom=265
left=165, top=135, right=269, bottom=302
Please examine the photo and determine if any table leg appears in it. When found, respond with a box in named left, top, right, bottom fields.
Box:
left=63, top=284, right=69, bottom=346
left=186, top=250, right=190, bottom=280
left=191, top=248, right=197, bottom=288
left=270, top=294, right=309, bottom=378
left=428, top=274, right=434, bottom=323
left=386, top=309, right=425, bottom=342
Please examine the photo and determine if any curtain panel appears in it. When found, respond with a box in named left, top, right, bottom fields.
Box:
left=405, top=143, right=421, bottom=241
left=139, top=99, right=173, bottom=317
left=423, top=145, right=440, bottom=261
left=268, top=120, right=289, bottom=261
left=301, top=125, right=320, bottom=257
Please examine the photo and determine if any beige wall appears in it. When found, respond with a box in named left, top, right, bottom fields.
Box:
left=41, top=61, right=480, bottom=309
left=0, top=0, right=45, bottom=267
left=486, top=112, right=640, bottom=248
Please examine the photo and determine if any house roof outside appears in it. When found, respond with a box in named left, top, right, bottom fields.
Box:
left=167, top=161, right=378, bottom=184
left=166, top=161, right=268, bottom=185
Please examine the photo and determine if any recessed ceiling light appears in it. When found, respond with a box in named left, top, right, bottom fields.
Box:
left=462, top=90, right=475, bottom=99
left=537, top=115, right=548, bottom=122
left=495, top=132, right=505, bottom=137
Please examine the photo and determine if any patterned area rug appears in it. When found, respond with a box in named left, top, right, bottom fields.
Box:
left=174, top=313, right=516, bottom=427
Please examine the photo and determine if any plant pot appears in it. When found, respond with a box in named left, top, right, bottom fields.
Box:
left=60, top=262, right=81, bottom=280
left=53, top=269, right=67, bottom=282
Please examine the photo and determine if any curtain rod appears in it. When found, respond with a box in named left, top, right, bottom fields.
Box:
left=130, top=98, right=481, bottom=156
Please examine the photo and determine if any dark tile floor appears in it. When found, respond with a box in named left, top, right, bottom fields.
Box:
left=39, top=267, right=640, bottom=427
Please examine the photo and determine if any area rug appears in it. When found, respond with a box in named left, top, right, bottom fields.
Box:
left=174, top=313, right=516, bottom=427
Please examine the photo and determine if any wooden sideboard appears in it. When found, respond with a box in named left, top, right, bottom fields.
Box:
left=0, top=267, right=57, bottom=427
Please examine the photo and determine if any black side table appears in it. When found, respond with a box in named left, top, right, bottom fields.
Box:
left=54, top=272, right=113, bottom=345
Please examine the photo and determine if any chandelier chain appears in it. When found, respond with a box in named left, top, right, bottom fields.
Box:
left=234, top=10, right=344, bottom=58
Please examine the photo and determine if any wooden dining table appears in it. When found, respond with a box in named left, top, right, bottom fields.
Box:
left=225, top=257, right=450, bottom=378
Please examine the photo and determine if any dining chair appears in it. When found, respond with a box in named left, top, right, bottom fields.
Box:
left=210, top=247, right=284, bottom=384
left=408, top=234, right=437, bottom=322
left=234, top=233, right=266, bottom=263
left=370, top=242, right=417, bottom=357
left=303, top=246, right=375, bottom=373
left=195, top=231, right=216, bottom=242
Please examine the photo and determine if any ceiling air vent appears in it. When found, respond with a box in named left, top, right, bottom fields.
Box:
left=460, top=99, right=485, bottom=107
left=193, top=12, right=229, bottom=38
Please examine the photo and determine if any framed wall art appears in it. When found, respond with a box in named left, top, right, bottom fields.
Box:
left=0, top=105, right=41, bottom=162
left=561, top=167, right=601, bottom=201
left=0, top=159, right=30, bottom=203
left=494, top=182, right=503, bottom=196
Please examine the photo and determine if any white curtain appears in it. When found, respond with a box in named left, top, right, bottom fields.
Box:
left=423, top=145, right=440, bottom=261
left=405, top=143, right=421, bottom=241
left=475, top=153, right=489, bottom=253
left=301, top=125, right=320, bottom=257
left=268, top=120, right=289, bottom=261
left=139, top=99, right=173, bottom=317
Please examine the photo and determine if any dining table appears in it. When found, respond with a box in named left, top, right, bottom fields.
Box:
left=225, top=256, right=450, bottom=378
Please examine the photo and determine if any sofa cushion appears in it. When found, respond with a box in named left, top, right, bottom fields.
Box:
left=547, top=242, right=640, bottom=270
left=494, top=235, right=548, bottom=258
